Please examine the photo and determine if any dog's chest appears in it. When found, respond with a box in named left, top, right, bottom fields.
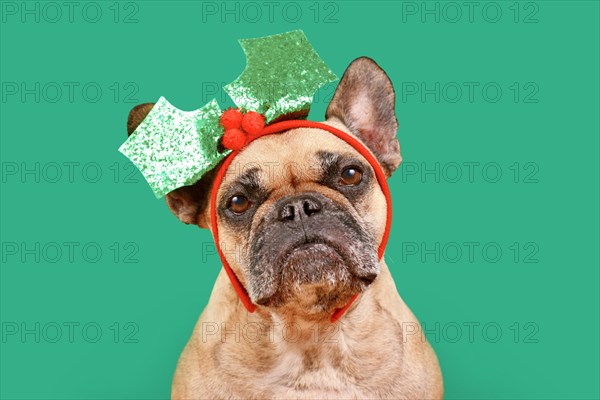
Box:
left=259, top=347, right=366, bottom=399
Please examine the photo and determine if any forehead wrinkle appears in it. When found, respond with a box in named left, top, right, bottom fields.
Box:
left=316, top=150, right=374, bottom=174
left=287, top=163, right=300, bottom=188
left=237, top=167, right=261, bottom=187
left=317, top=150, right=341, bottom=171
left=222, top=166, right=264, bottom=195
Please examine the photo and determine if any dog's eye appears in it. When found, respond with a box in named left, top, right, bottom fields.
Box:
left=228, top=195, right=251, bottom=214
left=339, top=167, right=363, bottom=186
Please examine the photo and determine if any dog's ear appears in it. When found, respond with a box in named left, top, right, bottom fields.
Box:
left=163, top=170, right=216, bottom=228
left=126, top=104, right=214, bottom=228
left=127, top=103, right=155, bottom=136
left=326, top=57, right=401, bottom=176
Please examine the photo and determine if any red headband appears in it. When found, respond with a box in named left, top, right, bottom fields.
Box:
left=209, top=112, right=392, bottom=322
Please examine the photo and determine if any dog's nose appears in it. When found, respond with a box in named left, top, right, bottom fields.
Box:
left=277, top=195, right=322, bottom=221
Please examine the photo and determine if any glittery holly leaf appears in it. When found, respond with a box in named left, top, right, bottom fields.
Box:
left=119, top=97, right=229, bottom=198
left=224, top=30, right=338, bottom=124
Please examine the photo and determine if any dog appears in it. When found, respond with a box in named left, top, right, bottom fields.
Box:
left=127, top=57, right=443, bottom=399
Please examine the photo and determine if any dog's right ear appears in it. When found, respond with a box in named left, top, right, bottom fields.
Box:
left=326, top=57, right=401, bottom=177
left=126, top=104, right=215, bottom=229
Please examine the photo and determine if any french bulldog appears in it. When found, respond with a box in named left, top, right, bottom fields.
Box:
left=127, top=57, right=443, bottom=399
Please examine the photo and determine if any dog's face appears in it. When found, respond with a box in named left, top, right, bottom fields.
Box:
left=127, top=57, right=401, bottom=317
left=217, top=127, right=387, bottom=314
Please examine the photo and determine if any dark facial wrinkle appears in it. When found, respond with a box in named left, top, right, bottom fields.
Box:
left=317, top=150, right=341, bottom=173
left=220, top=168, right=264, bottom=207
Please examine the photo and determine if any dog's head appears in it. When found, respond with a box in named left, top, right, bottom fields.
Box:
left=127, top=58, right=400, bottom=317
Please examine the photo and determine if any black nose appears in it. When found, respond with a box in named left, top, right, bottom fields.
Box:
left=277, top=195, right=323, bottom=221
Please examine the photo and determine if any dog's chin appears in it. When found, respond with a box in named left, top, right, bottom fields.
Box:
left=256, top=241, right=377, bottom=315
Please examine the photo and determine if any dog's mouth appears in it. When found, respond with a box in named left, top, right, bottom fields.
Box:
left=254, top=236, right=378, bottom=308
left=278, top=237, right=346, bottom=269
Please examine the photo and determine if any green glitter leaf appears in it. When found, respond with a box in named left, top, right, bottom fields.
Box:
left=119, top=97, right=229, bottom=198
left=224, top=30, right=338, bottom=123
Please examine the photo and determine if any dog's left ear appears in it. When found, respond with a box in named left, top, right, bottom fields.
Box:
left=326, top=57, right=401, bottom=176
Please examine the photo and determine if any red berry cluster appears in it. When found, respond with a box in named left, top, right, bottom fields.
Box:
left=220, top=108, right=265, bottom=151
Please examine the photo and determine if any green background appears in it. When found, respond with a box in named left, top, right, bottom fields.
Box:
left=1, top=1, right=598, bottom=398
